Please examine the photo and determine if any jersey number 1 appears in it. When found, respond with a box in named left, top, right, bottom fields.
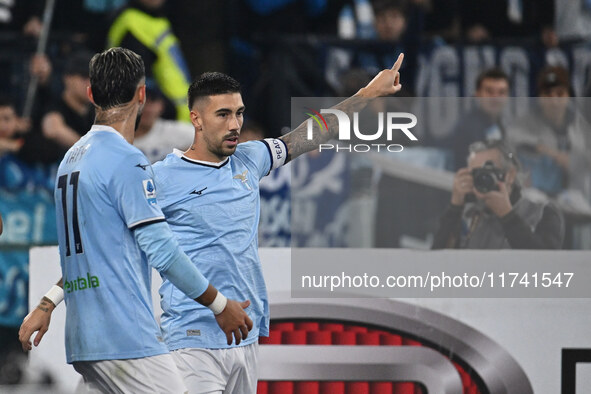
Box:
left=58, top=171, right=83, bottom=256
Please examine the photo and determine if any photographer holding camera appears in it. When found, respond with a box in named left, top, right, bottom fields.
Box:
left=432, top=141, right=565, bottom=249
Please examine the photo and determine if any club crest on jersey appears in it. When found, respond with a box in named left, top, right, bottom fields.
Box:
left=143, top=179, right=157, bottom=204
left=233, top=170, right=251, bottom=190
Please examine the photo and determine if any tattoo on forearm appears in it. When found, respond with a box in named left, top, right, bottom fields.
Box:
left=38, top=298, right=51, bottom=312
left=280, top=95, right=369, bottom=162
left=39, top=296, right=55, bottom=311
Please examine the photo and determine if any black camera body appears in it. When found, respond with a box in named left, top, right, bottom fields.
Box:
left=471, top=161, right=506, bottom=193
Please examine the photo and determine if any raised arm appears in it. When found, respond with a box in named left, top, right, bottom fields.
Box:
left=280, top=54, right=404, bottom=162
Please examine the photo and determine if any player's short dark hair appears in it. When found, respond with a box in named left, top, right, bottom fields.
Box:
left=187, top=72, right=241, bottom=110
left=89, top=47, right=145, bottom=110
left=475, top=67, right=509, bottom=90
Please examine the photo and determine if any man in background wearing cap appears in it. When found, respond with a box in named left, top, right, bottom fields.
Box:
left=18, top=51, right=95, bottom=165
left=506, top=66, right=591, bottom=200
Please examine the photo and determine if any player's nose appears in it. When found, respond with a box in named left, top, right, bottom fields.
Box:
left=230, top=115, right=241, bottom=130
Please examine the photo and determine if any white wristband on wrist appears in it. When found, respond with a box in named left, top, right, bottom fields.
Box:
left=44, top=285, right=64, bottom=307
left=207, top=291, right=227, bottom=315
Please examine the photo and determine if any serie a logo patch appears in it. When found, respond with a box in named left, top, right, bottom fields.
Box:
left=143, top=179, right=157, bottom=204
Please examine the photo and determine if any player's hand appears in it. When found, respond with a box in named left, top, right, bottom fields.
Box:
left=214, top=299, right=253, bottom=346
left=357, top=53, right=404, bottom=98
left=18, top=299, right=55, bottom=351
left=451, top=168, right=474, bottom=206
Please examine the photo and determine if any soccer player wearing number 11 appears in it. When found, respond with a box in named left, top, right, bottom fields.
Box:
left=19, top=48, right=252, bottom=393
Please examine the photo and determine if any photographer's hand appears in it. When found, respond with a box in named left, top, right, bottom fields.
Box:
left=475, top=181, right=512, bottom=217
left=451, top=168, right=474, bottom=206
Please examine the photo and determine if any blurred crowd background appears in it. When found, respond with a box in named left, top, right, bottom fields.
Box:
left=1, top=0, right=591, bottom=387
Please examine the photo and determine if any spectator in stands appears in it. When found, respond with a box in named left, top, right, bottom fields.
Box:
left=506, top=66, right=591, bottom=199
left=326, top=0, right=420, bottom=94
left=0, top=95, right=59, bottom=191
left=108, top=0, right=192, bottom=121
left=374, top=0, right=408, bottom=42
left=133, top=85, right=194, bottom=163
left=18, top=51, right=94, bottom=165
left=0, top=96, right=31, bottom=189
left=0, top=96, right=24, bottom=158
left=9, top=0, right=104, bottom=45
left=449, top=67, right=510, bottom=171
left=370, top=0, right=421, bottom=87
left=432, top=140, right=564, bottom=249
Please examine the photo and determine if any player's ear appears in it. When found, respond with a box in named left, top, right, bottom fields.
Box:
left=87, top=86, right=96, bottom=105
left=190, top=109, right=202, bottom=130
left=137, top=85, right=146, bottom=106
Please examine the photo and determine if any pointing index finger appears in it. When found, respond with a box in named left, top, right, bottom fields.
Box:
left=391, top=53, right=404, bottom=72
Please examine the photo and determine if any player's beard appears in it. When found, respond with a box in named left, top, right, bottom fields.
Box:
left=204, top=131, right=238, bottom=159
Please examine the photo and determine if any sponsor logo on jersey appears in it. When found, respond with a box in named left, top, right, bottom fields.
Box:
left=135, top=163, right=149, bottom=170
left=190, top=187, right=207, bottom=196
left=186, top=329, right=201, bottom=336
left=64, top=273, right=100, bottom=294
left=143, top=179, right=157, bottom=204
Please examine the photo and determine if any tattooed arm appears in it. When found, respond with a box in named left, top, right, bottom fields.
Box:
left=280, top=54, right=404, bottom=162
left=19, top=278, right=63, bottom=351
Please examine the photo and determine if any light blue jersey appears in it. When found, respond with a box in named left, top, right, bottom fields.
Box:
left=55, top=125, right=169, bottom=363
left=153, top=139, right=288, bottom=350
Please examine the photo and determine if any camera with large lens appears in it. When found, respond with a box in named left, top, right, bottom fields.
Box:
left=471, top=160, right=506, bottom=193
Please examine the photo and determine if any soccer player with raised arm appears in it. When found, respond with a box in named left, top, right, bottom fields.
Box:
left=18, top=48, right=252, bottom=393
left=150, top=55, right=404, bottom=393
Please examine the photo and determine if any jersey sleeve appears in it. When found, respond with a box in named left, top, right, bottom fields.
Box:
left=238, top=139, right=288, bottom=179
left=151, top=161, right=170, bottom=210
left=108, top=151, right=166, bottom=230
